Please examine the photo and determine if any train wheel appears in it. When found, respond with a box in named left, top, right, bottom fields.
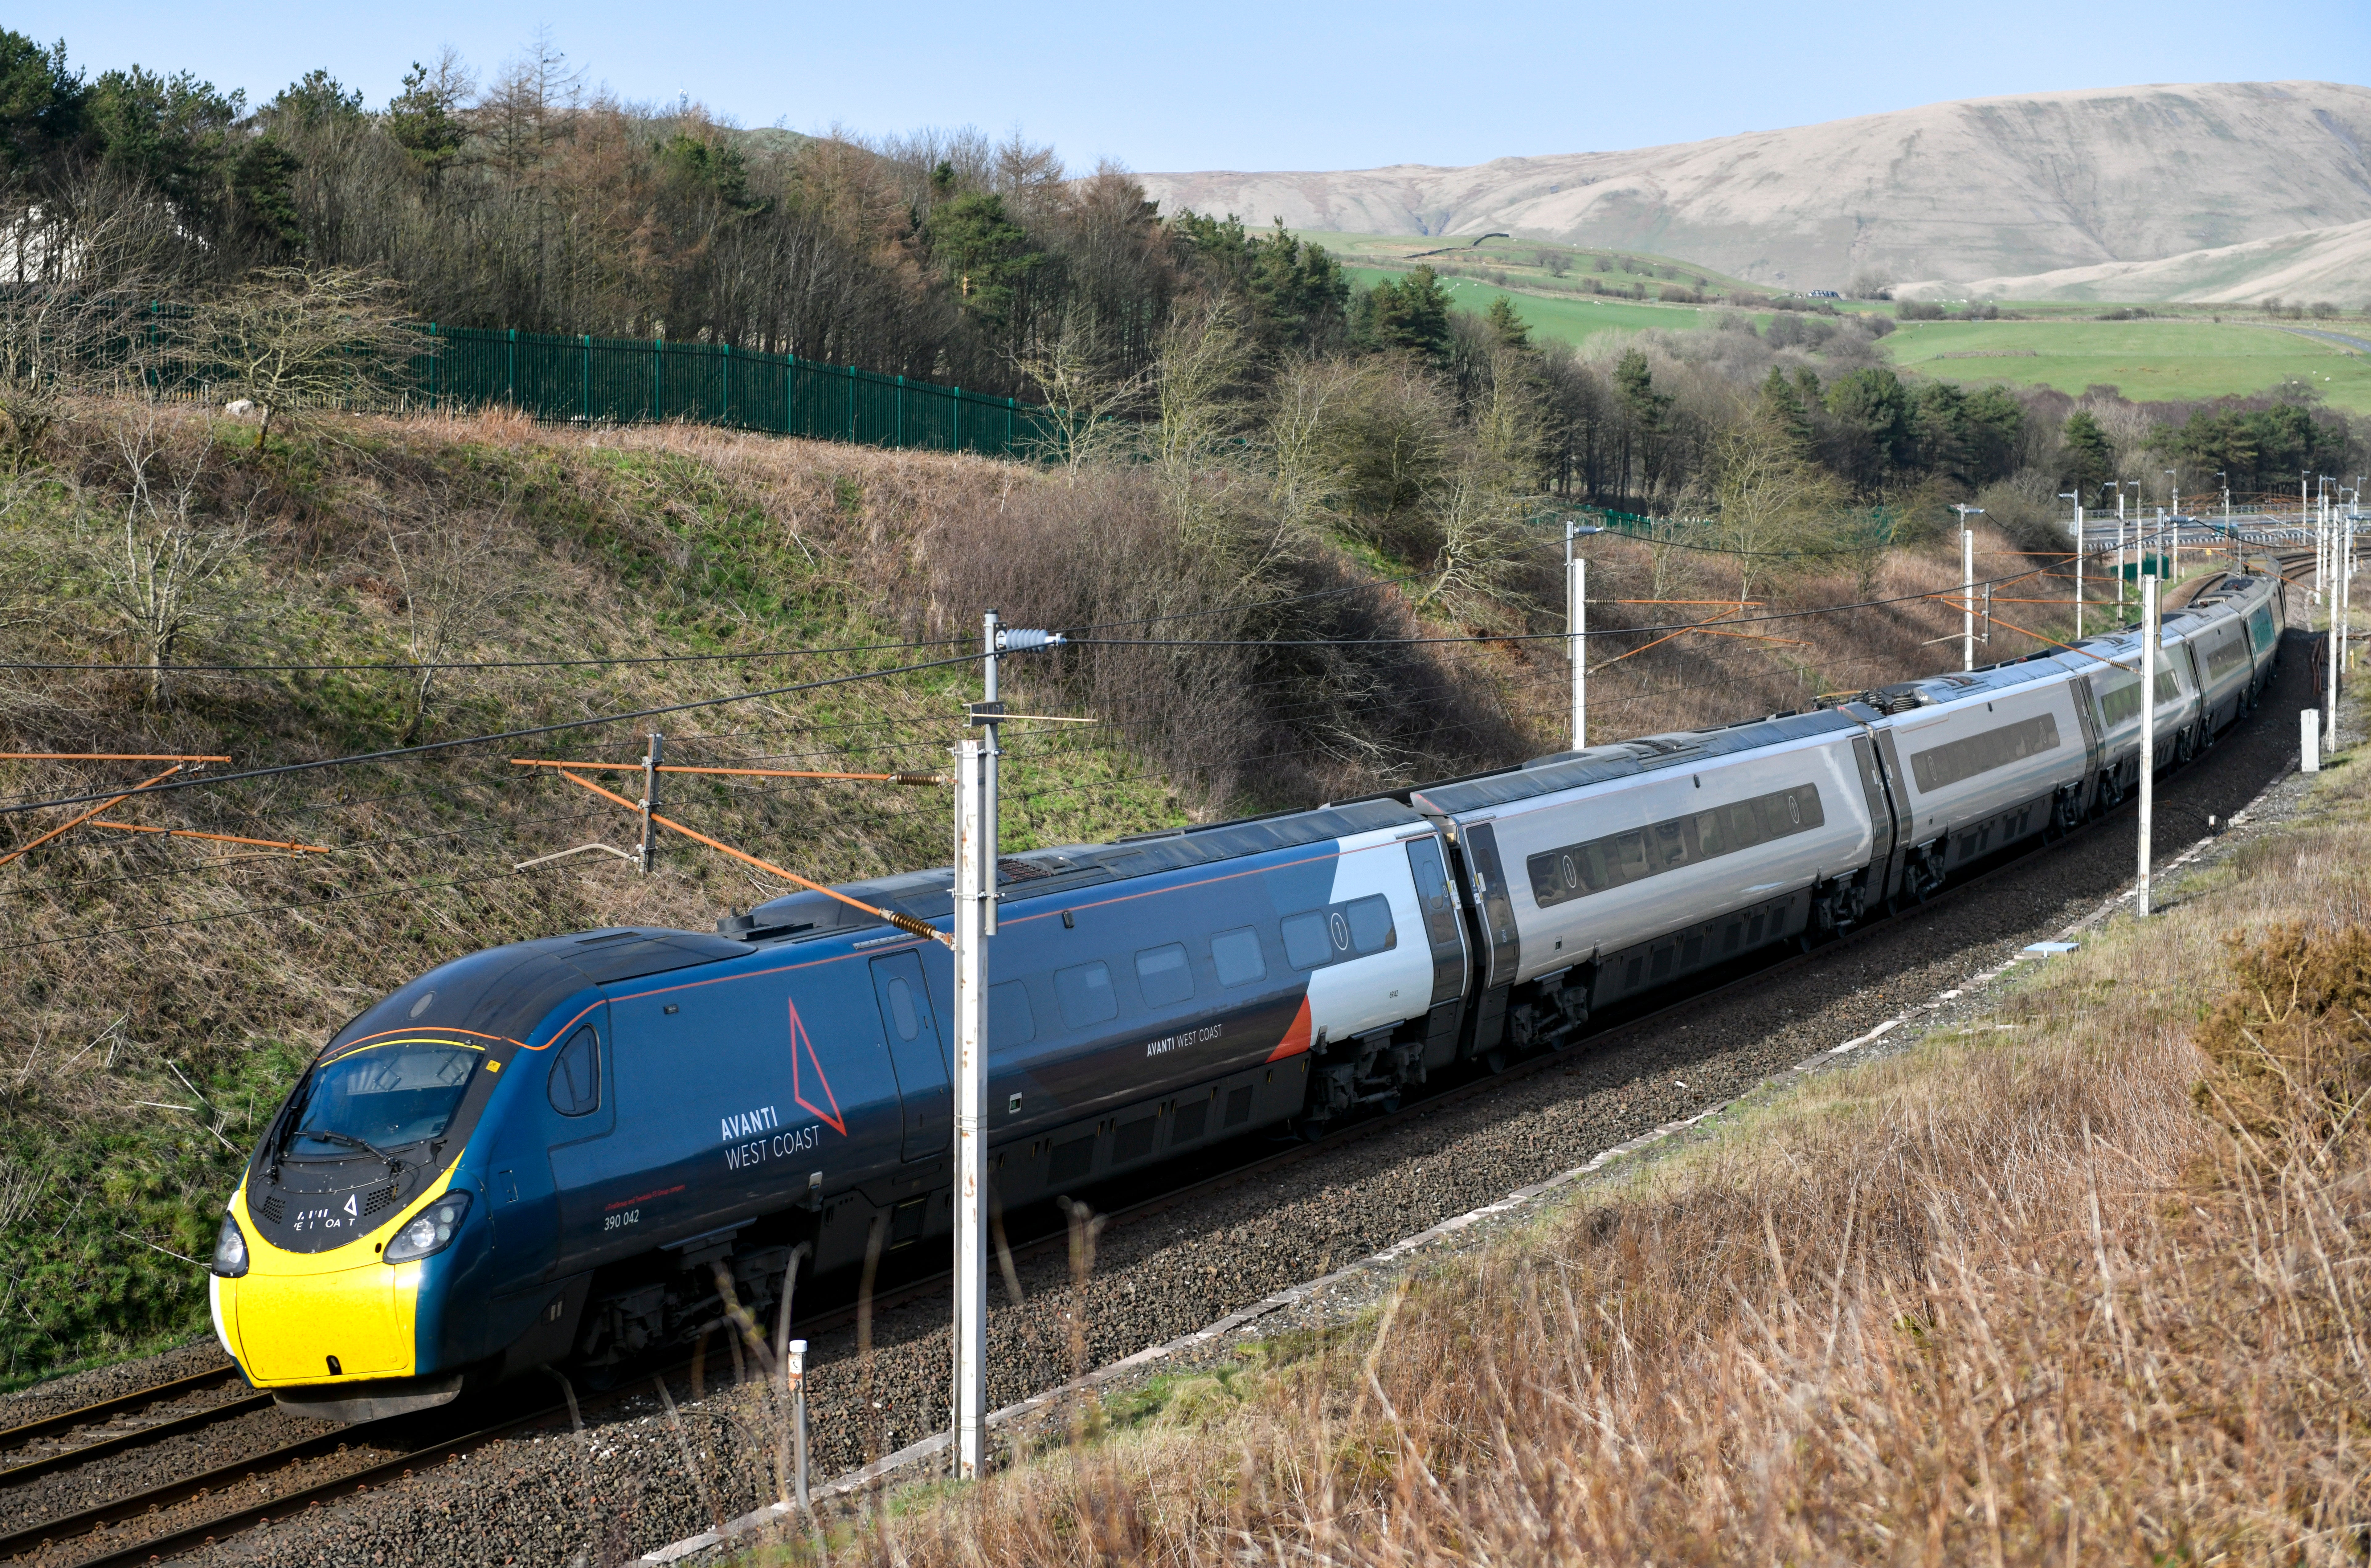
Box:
left=1483, top=1047, right=1509, bottom=1075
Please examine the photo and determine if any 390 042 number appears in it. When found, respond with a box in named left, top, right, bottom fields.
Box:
left=602, top=1209, right=640, bottom=1232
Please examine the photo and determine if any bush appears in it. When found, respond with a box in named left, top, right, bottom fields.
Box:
left=1897, top=300, right=1946, bottom=321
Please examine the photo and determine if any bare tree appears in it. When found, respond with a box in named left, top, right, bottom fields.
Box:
left=199, top=267, right=417, bottom=449
left=1708, top=413, right=1847, bottom=603
left=89, top=414, right=254, bottom=708
left=0, top=171, right=190, bottom=468
left=382, top=511, right=524, bottom=742
left=1014, top=308, right=1151, bottom=475
left=1412, top=461, right=1536, bottom=626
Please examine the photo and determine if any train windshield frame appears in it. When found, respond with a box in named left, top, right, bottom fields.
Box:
left=287, top=1037, right=482, bottom=1156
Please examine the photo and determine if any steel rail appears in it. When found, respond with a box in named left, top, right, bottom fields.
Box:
left=0, top=1369, right=241, bottom=1451
left=0, top=1393, right=271, bottom=1489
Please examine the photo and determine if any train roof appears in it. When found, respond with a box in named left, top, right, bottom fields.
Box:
left=1852, top=572, right=2269, bottom=713
left=722, top=796, right=1427, bottom=943
left=329, top=927, right=751, bottom=1055
left=1403, top=708, right=1862, bottom=815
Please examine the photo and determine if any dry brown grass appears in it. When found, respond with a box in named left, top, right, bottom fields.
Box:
left=823, top=710, right=2371, bottom=1564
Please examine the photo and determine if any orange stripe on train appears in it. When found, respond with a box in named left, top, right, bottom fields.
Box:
left=1265, top=995, right=1313, bottom=1063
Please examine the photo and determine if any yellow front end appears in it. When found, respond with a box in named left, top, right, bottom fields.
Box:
left=215, top=1177, right=432, bottom=1388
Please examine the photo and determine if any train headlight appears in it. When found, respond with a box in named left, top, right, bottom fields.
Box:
left=384, top=1191, right=472, bottom=1264
left=211, top=1213, right=249, bottom=1278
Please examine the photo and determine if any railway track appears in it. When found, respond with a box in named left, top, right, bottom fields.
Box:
left=12, top=557, right=2325, bottom=1566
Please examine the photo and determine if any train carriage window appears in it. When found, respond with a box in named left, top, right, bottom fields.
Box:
left=1908, top=714, right=2060, bottom=792
left=1346, top=895, right=1396, bottom=954
left=2156, top=669, right=2183, bottom=704
left=2098, top=680, right=2140, bottom=727
left=885, top=976, right=921, bottom=1040
left=1282, top=911, right=1333, bottom=970
left=988, top=981, right=1035, bottom=1048
left=1211, top=927, right=1266, bottom=988
left=1053, top=962, right=1118, bottom=1029
left=548, top=1026, right=600, bottom=1117
left=1526, top=781, right=1826, bottom=911
left=1611, top=829, right=1649, bottom=884
left=1134, top=944, right=1195, bottom=1007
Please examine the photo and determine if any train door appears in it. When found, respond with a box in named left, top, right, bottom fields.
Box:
left=1459, top=822, right=1520, bottom=990
left=1404, top=834, right=1468, bottom=1005
left=2069, top=676, right=2102, bottom=800
left=869, top=952, right=950, bottom=1163
left=1849, top=735, right=1900, bottom=900
left=545, top=1007, right=619, bottom=1277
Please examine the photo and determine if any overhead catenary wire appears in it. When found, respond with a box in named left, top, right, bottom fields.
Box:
left=0, top=649, right=994, bottom=820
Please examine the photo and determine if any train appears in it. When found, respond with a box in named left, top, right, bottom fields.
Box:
left=208, top=569, right=2286, bottom=1422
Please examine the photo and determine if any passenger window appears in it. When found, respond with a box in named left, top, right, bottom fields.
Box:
left=1282, top=911, right=1333, bottom=970
left=1053, top=962, right=1118, bottom=1028
left=547, top=1025, right=600, bottom=1117
left=1211, top=927, right=1267, bottom=987
left=885, top=976, right=920, bottom=1041
left=1134, top=944, right=1194, bottom=1007
left=1346, top=895, right=1396, bottom=954
left=988, top=981, right=1035, bottom=1048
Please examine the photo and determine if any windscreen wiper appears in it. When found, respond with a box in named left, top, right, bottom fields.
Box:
left=295, top=1129, right=407, bottom=1179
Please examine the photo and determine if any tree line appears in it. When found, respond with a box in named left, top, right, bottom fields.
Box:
left=1, top=27, right=2359, bottom=602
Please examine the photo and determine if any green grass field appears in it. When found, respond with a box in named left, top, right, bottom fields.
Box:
left=1883, top=319, right=2371, bottom=412
left=1343, top=264, right=1704, bottom=346
left=1305, top=230, right=1763, bottom=297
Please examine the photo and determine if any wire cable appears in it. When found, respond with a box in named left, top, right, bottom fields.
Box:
left=0, top=650, right=991, bottom=819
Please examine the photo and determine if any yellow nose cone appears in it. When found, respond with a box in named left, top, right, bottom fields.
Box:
left=229, top=1256, right=416, bottom=1382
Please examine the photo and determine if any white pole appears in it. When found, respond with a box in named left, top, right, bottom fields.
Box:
left=2138, top=574, right=2158, bottom=917
left=2330, top=532, right=2343, bottom=752
left=1568, top=555, right=1586, bottom=750
left=2074, top=502, right=2085, bottom=640
left=2117, top=497, right=2126, bottom=610
left=1962, top=526, right=1976, bottom=671
left=2304, top=707, right=2322, bottom=773
left=788, top=1338, right=810, bottom=1509
left=951, top=735, right=987, bottom=1479
left=2161, top=506, right=2172, bottom=584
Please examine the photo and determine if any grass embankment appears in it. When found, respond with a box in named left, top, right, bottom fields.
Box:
left=1886, top=317, right=2371, bottom=414
left=841, top=692, right=2371, bottom=1559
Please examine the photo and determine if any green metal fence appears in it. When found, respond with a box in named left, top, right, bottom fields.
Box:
left=413, top=325, right=1059, bottom=457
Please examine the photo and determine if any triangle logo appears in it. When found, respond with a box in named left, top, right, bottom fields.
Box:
left=788, top=994, right=847, bottom=1136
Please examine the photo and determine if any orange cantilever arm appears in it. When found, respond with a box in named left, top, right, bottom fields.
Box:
left=545, top=768, right=949, bottom=947
left=0, top=764, right=183, bottom=869
left=85, top=821, right=332, bottom=854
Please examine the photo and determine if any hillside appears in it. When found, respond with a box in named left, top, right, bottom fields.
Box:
left=1137, top=81, right=2371, bottom=292
left=1898, top=218, right=2371, bottom=304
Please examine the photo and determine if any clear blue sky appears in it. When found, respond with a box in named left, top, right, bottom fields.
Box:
left=20, top=0, right=2368, bottom=174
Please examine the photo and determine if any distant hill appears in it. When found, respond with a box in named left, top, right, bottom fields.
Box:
left=1897, top=219, right=2371, bottom=305
left=1137, top=82, right=2371, bottom=293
